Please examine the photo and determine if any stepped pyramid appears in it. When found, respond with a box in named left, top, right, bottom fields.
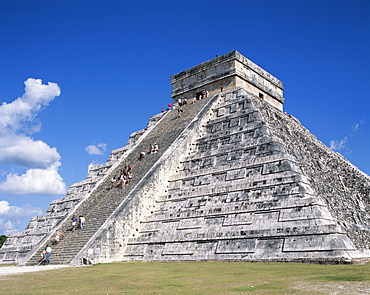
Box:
left=1, top=51, right=369, bottom=265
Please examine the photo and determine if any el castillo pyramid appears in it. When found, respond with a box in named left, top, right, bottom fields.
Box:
left=1, top=51, right=369, bottom=265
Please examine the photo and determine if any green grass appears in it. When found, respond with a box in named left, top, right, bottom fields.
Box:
left=0, top=261, right=369, bottom=294
left=0, top=263, right=16, bottom=267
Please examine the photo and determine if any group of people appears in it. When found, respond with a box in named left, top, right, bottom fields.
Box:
left=197, top=89, right=209, bottom=100
left=162, top=88, right=210, bottom=113
left=149, top=143, right=159, bottom=154
left=71, top=215, right=85, bottom=232
left=181, top=89, right=209, bottom=104
left=110, top=164, right=133, bottom=189
left=138, top=143, right=160, bottom=161
left=38, top=214, right=84, bottom=264
left=177, top=97, right=188, bottom=106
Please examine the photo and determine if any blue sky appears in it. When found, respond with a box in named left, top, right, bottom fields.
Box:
left=0, top=0, right=369, bottom=235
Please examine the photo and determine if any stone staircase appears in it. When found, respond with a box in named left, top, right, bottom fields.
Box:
left=25, top=97, right=213, bottom=265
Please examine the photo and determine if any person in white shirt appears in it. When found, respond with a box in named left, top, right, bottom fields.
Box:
left=79, top=216, right=86, bottom=230
left=45, top=245, right=52, bottom=264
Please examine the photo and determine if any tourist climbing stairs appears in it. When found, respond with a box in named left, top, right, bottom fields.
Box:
left=25, top=96, right=214, bottom=265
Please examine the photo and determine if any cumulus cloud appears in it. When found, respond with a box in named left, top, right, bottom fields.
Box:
left=0, top=134, right=60, bottom=168
left=0, top=78, right=60, bottom=133
left=0, top=78, right=66, bottom=195
left=0, top=200, right=42, bottom=217
left=85, top=143, right=107, bottom=155
left=0, top=162, right=66, bottom=195
left=0, top=78, right=61, bottom=168
left=0, top=218, right=16, bottom=235
left=0, top=200, right=43, bottom=234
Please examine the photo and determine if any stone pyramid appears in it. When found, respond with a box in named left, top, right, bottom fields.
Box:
left=1, top=51, right=369, bottom=265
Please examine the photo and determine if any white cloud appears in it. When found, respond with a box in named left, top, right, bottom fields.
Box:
left=0, top=133, right=60, bottom=168
left=87, top=160, right=103, bottom=171
left=0, top=78, right=66, bottom=196
left=329, top=119, right=365, bottom=152
left=352, top=123, right=360, bottom=132
left=0, top=201, right=43, bottom=235
left=0, top=78, right=61, bottom=168
left=0, top=162, right=66, bottom=195
left=351, top=119, right=364, bottom=132
left=0, top=200, right=42, bottom=217
left=330, top=136, right=348, bottom=151
left=85, top=143, right=107, bottom=155
left=0, top=218, right=15, bottom=233
left=0, top=78, right=60, bottom=133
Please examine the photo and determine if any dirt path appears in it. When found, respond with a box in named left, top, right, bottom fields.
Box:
left=0, top=265, right=69, bottom=276
left=292, top=281, right=370, bottom=294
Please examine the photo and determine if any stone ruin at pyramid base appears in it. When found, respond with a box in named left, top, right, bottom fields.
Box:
left=1, top=51, right=369, bottom=266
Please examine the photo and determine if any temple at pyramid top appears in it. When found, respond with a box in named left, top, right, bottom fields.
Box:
left=171, top=50, right=285, bottom=111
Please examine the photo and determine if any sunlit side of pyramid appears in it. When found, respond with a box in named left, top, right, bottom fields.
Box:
left=1, top=51, right=369, bottom=265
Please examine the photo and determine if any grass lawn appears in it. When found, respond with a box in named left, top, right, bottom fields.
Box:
left=0, top=261, right=369, bottom=294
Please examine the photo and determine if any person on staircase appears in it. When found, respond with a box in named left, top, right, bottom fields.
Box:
left=124, top=164, right=132, bottom=175
left=138, top=151, right=146, bottom=161
left=45, top=245, right=52, bottom=264
left=119, top=173, right=127, bottom=188
left=149, top=144, right=155, bottom=154
left=110, top=176, right=118, bottom=190
left=71, top=215, right=78, bottom=232
left=123, top=164, right=133, bottom=183
left=177, top=108, right=183, bottom=118
left=38, top=249, right=47, bottom=265
left=79, top=216, right=86, bottom=230
left=54, top=230, right=64, bottom=245
left=121, top=166, right=128, bottom=177
left=153, top=143, right=159, bottom=153
left=127, top=172, right=133, bottom=183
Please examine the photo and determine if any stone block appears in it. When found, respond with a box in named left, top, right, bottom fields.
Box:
left=125, top=244, right=147, bottom=256
left=216, top=239, right=257, bottom=254
left=162, top=242, right=196, bottom=255
left=223, top=213, right=253, bottom=226
left=278, top=205, right=334, bottom=222
left=226, top=168, right=246, bottom=181
left=283, top=234, right=356, bottom=252
left=177, top=218, right=204, bottom=229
